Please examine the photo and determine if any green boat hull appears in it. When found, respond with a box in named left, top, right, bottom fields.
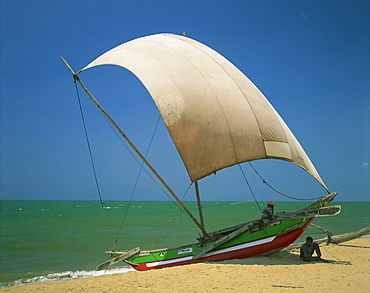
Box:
left=107, top=193, right=338, bottom=271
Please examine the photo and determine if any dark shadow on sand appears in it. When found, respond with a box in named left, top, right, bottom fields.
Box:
left=334, top=244, right=370, bottom=249
left=211, top=251, right=351, bottom=266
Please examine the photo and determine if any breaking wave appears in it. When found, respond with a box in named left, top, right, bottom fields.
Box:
left=0, top=266, right=135, bottom=289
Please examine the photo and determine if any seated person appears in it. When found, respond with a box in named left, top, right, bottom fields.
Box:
left=261, top=201, right=276, bottom=220
left=300, top=236, right=322, bottom=261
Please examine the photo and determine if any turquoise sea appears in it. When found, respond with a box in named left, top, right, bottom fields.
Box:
left=1, top=200, right=369, bottom=288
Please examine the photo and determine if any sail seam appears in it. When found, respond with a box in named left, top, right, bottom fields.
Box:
left=133, top=34, right=290, bottom=176
left=137, top=35, right=241, bottom=174
left=167, top=35, right=270, bottom=159
left=164, top=35, right=242, bottom=164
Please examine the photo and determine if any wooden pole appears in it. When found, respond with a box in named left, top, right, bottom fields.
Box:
left=61, top=57, right=209, bottom=237
left=195, top=181, right=206, bottom=236
left=280, top=226, right=370, bottom=252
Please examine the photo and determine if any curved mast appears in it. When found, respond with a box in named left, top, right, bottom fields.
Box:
left=61, top=57, right=208, bottom=237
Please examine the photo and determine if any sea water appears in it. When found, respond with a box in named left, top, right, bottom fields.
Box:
left=1, top=200, right=369, bottom=288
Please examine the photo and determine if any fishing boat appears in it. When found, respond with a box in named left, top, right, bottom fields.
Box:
left=61, top=33, right=340, bottom=271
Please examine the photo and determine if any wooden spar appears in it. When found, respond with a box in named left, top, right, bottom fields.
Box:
left=280, top=226, right=370, bottom=252
left=96, top=247, right=140, bottom=270
left=273, top=205, right=341, bottom=220
left=60, top=57, right=209, bottom=237
left=310, top=223, right=332, bottom=236
left=193, top=222, right=254, bottom=258
left=195, top=181, right=206, bottom=235
left=193, top=205, right=342, bottom=258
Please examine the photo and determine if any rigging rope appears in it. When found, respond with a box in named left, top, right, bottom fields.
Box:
left=73, top=79, right=113, bottom=247
left=92, top=107, right=189, bottom=250
left=248, top=163, right=324, bottom=201
left=150, top=183, right=193, bottom=251
left=99, top=110, right=177, bottom=204
left=74, top=78, right=194, bottom=251
left=238, top=164, right=262, bottom=213
left=112, top=114, right=162, bottom=250
left=321, top=246, right=342, bottom=261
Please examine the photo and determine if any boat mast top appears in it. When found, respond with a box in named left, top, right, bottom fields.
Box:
left=61, top=57, right=209, bottom=237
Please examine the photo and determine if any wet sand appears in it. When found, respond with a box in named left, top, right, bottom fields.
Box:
left=2, top=237, right=369, bottom=292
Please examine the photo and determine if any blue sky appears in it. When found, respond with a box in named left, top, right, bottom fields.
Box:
left=1, top=0, right=369, bottom=202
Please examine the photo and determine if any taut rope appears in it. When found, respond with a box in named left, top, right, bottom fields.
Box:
left=73, top=78, right=113, bottom=247
left=248, top=163, right=324, bottom=201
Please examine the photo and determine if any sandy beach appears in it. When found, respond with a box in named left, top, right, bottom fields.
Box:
left=2, top=237, right=369, bottom=293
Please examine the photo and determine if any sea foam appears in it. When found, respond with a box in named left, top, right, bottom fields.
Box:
left=1, top=266, right=135, bottom=289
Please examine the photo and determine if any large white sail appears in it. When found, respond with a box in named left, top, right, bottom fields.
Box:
left=82, top=33, right=328, bottom=192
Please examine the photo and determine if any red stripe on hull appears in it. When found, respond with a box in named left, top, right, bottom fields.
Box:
left=132, top=226, right=307, bottom=271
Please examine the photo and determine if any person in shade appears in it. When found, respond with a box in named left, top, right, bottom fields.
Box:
left=261, top=201, right=276, bottom=220
left=300, top=236, right=322, bottom=261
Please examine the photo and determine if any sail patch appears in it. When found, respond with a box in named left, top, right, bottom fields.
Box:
left=156, top=93, right=185, bottom=127
left=264, top=141, right=292, bottom=160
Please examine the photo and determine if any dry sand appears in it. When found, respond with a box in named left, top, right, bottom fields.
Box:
left=2, top=237, right=369, bottom=293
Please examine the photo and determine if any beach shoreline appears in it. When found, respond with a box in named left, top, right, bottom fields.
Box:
left=2, top=237, right=369, bottom=292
